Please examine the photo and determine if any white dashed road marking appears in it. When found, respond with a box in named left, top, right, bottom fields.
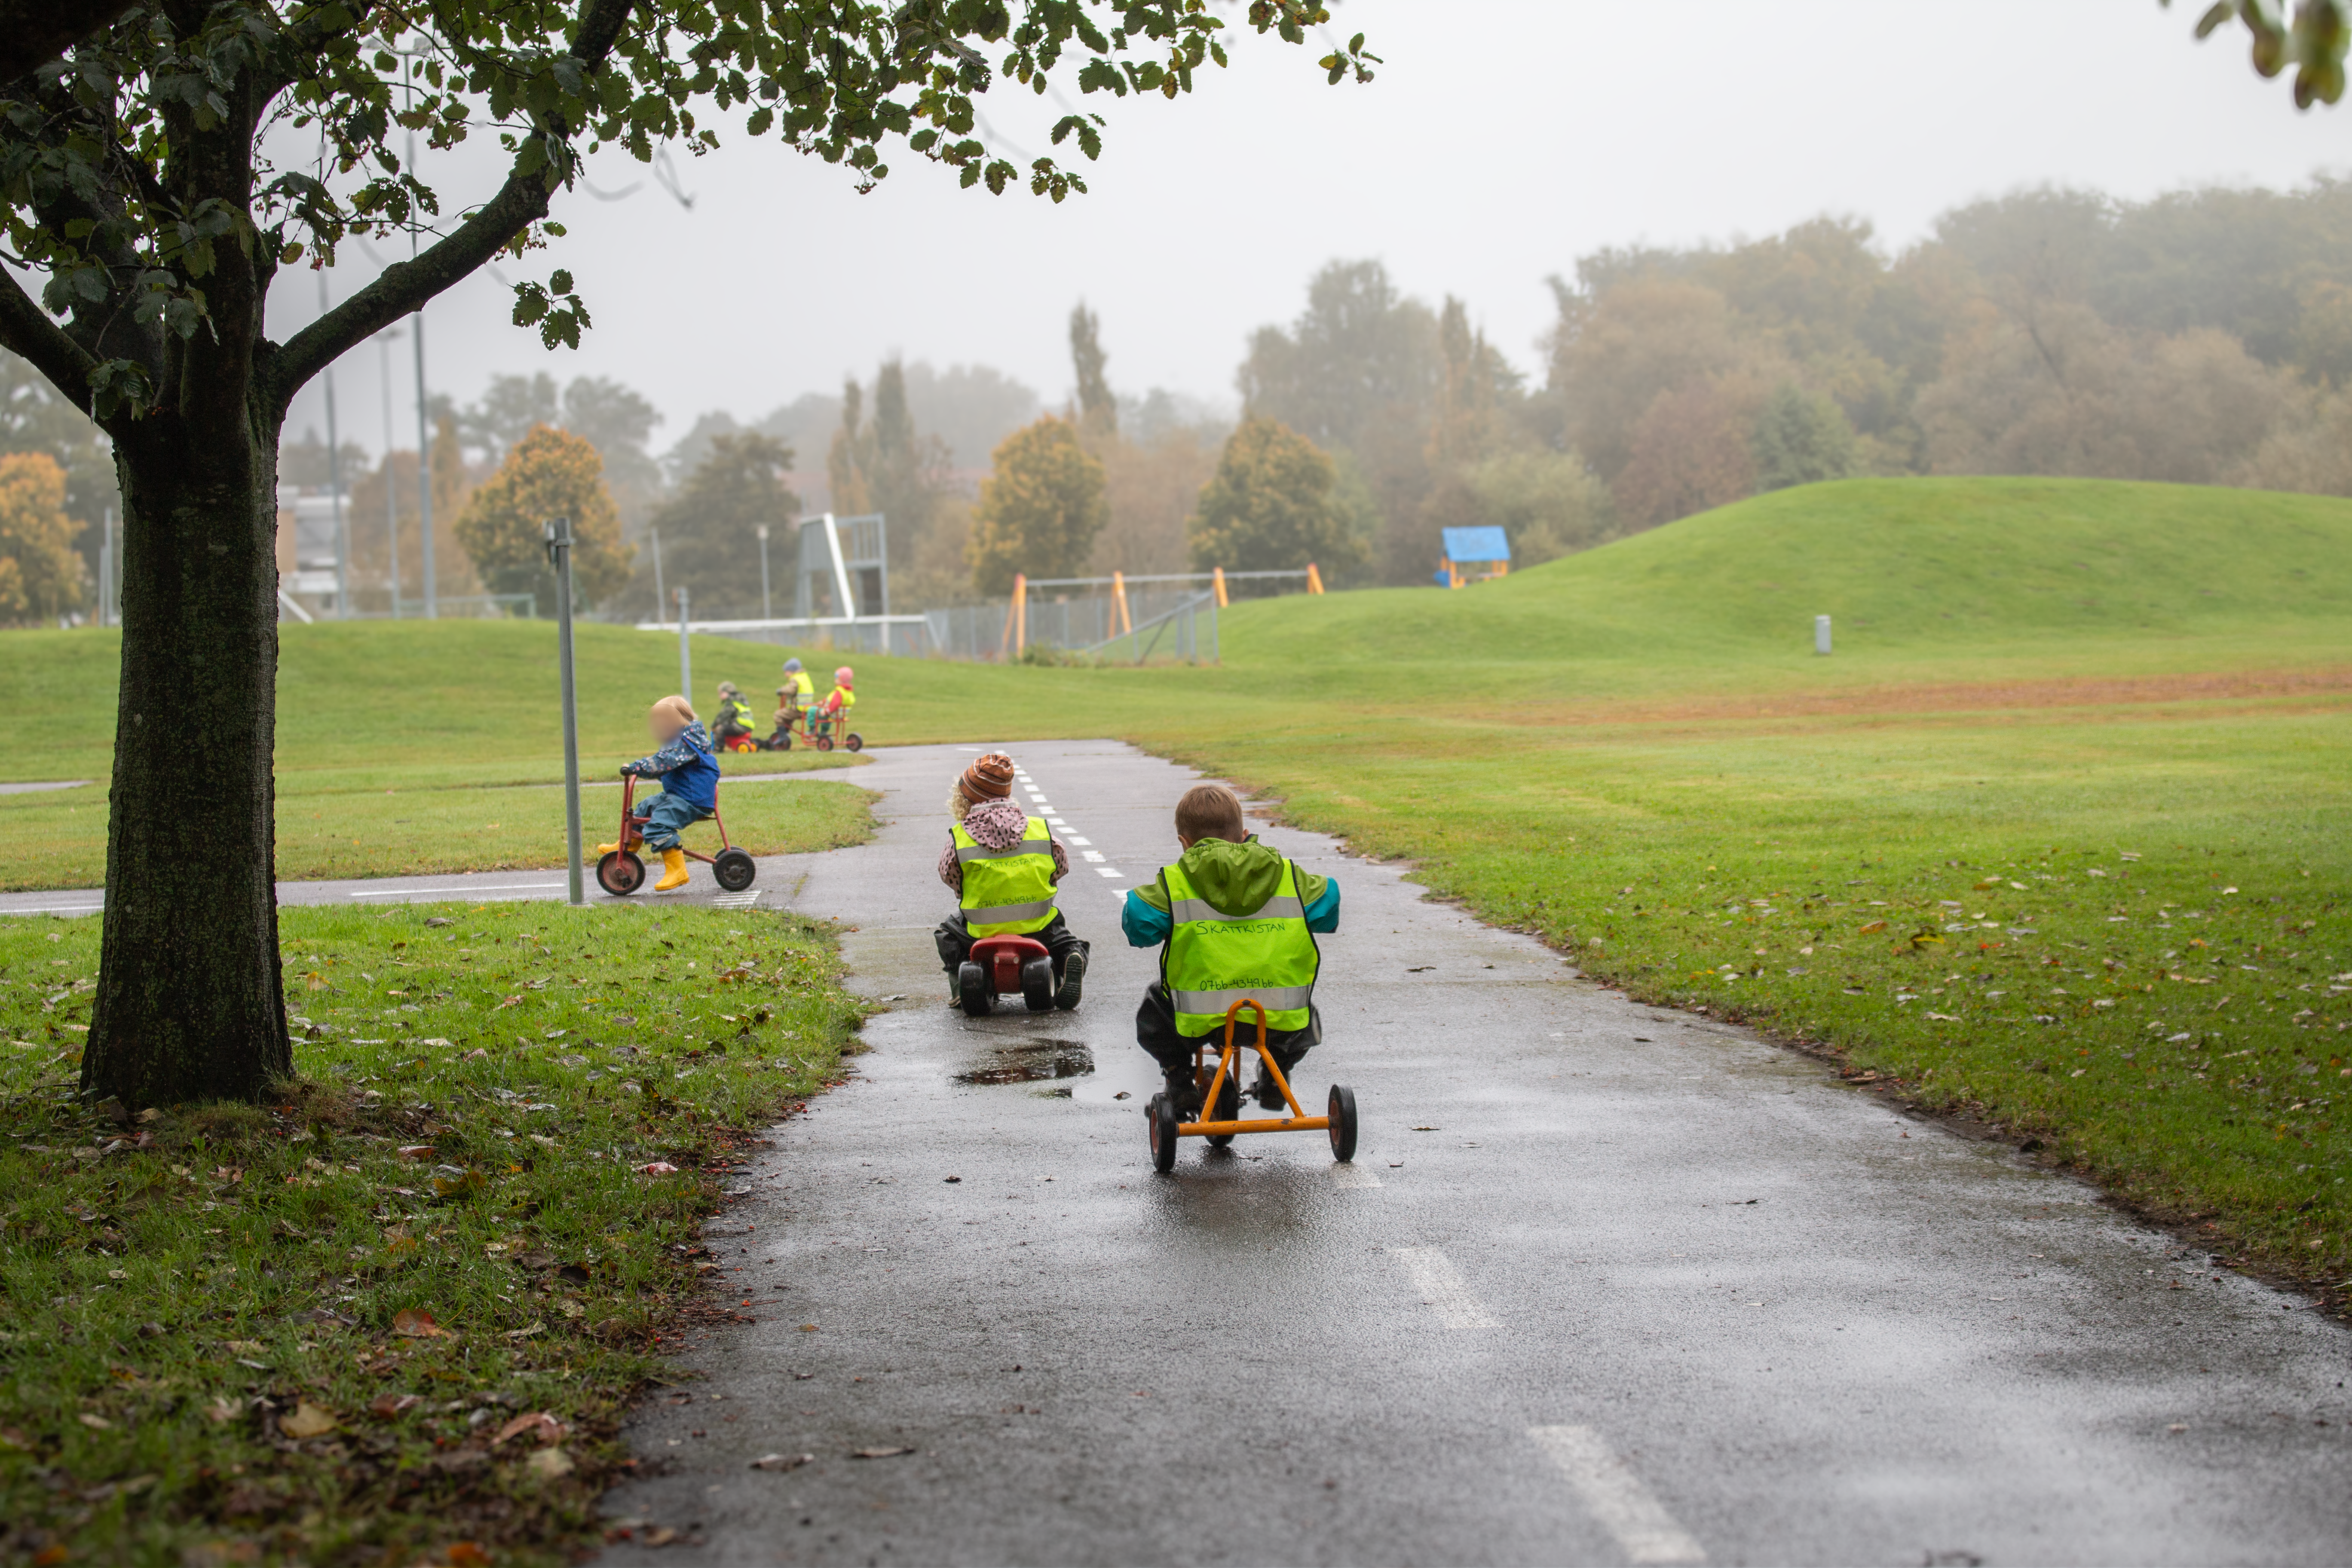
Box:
left=1528, top=1425, right=1706, bottom=1565
left=1389, top=1246, right=1498, bottom=1328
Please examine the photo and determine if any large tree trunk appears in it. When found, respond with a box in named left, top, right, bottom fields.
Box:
left=79, top=408, right=290, bottom=1106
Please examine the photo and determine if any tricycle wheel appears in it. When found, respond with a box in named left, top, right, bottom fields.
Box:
left=712, top=847, right=756, bottom=892
left=957, top=962, right=991, bottom=1019
left=814, top=735, right=833, bottom=752
left=596, top=851, right=644, bottom=897
left=1147, top=1093, right=1179, bottom=1173
left=1205, top=1072, right=1240, bottom=1148
left=777, top=733, right=793, bottom=751
left=1019, top=955, right=1054, bottom=1013
left=844, top=733, right=864, bottom=752
left=1327, top=1084, right=1359, bottom=1163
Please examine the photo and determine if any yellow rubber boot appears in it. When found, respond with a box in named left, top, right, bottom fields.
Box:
left=594, top=840, right=622, bottom=856
left=654, top=848, right=690, bottom=891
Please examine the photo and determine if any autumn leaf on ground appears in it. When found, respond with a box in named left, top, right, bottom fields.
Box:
left=280, top=1400, right=338, bottom=1439
left=392, top=1308, right=447, bottom=1339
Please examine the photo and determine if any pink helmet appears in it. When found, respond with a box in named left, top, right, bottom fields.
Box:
left=833, top=666, right=854, bottom=687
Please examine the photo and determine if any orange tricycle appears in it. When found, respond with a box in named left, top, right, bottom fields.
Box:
left=1145, top=999, right=1358, bottom=1173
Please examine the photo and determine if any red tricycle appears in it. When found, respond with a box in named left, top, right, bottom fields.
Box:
left=956, top=934, right=1070, bottom=1016
left=802, top=704, right=862, bottom=753
left=595, top=772, right=757, bottom=896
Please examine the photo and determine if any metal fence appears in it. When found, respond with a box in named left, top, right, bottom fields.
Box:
left=921, top=587, right=1217, bottom=661
left=631, top=614, right=931, bottom=657
left=647, top=572, right=1319, bottom=664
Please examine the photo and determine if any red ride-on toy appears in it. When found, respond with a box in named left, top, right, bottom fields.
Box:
left=595, top=772, right=757, bottom=896
left=957, top=934, right=1071, bottom=1017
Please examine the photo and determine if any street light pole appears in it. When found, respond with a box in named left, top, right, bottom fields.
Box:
left=319, top=269, right=349, bottom=619
left=757, top=524, right=771, bottom=620
left=407, top=125, right=436, bottom=620
left=546, top=516, right=584, bottom=906
left=377, top=328, right=401, bottom=616
left=676, top=585, right=692, bottom=701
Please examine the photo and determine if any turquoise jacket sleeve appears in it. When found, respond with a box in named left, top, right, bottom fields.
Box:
left=1126, top=878, right=1336, bottom=941
left=1304, top=876, right=1340, bottom=933
left=1122, top=889, right=1172, bottom=948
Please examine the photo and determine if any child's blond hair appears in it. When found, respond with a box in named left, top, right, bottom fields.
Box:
left=1175, top=784, right=1246, bottom=844
left=651, top=695, right=697, bottom=728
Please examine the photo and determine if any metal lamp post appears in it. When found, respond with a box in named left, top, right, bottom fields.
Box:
left=320, top=269, right=348, bottom=618
left=757, top=524, right=772, bottom=621
left=545, top=516, right=584, bottom=906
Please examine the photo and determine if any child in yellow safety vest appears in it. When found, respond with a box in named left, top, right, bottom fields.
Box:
left=1122, top=783, right=1341, bottom=1115
left=934, top=751, right=1090, bottom=1006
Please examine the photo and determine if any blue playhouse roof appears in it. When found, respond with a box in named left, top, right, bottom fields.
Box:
left=1442, top=526, right=1511, bottom=563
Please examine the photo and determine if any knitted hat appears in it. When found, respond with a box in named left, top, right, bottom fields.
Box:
left=960, top=752, right=1016, bottom=801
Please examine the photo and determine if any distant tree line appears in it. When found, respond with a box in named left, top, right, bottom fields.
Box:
left=20, top=181, right=2352, bottom=619
left=1232, top=179, right=2352, bottom=585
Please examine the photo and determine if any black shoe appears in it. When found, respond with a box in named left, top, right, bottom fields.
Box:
left=1054, top=949, right=1086, bottom=1010
left=1251, top=1067, right=1287, bottom=1111
left=1163, top=1068, right=1203, bottom=1118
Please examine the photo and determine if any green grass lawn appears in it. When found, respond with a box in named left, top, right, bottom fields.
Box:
left=0, top=767, right=876, bottom=892
left=0, top=903, right=870, bottom=1565
left=0, top=622, right=874, bottom=889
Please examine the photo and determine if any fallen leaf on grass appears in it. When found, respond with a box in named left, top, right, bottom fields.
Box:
left=369, top=1393, right=424, bottom=1418
left=850, top=1446, right=914, bottom=1459
left=635, top=1162, right=680, bottom=1176
left=396, top=1145, right=436, bottom=1161
left=1858, top=920, right=1888, bottom=934
left=279, top=1400, right=339, bottom=1439
left=749, top=1452, right=812, bottom=1471
left=491, top=1411, right=568, bottom=1447
left=0, top=1426, right=31, bottom=1451
left=78, top=1413, right=110, bottom=1430
left=203, top=1397, right=239, bottom=1424
left=444, top=1544, right=492, bottom=1568
left=525, top=1447, right=575, bottom=1479
left=391, top=1308, right=447, bottom=1339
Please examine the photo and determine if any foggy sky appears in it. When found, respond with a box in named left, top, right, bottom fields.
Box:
left=271, top=0, right=2352, bottom=469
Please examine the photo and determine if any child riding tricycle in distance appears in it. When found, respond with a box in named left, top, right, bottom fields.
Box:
left=593, top=695, right=755, bottom=895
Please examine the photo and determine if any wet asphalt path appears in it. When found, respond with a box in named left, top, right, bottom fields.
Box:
left=593, top=741, right=2349, bottom=1567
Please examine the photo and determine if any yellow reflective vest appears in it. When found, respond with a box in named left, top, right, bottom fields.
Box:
left=1160, top=856, right=1319, bottom=1036
left=951, top=818, right=1058, bottom=937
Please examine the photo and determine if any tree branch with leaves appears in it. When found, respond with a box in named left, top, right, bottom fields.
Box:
left=0, top=0, right=1374, bottom=1108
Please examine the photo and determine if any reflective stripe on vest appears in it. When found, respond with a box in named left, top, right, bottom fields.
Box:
left=1167, top=895, right=1305, bottom=925
left=955, top=840, right=1047, bottom=864
left=1161, top=857, right=1319, bottom=1037
left=952, top=818, right=1058, bottom=938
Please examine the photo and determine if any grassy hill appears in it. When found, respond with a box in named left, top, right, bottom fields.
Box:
left=1217, top=477, right=2352, bottom=701
left=7, top=477, right=2348, bottom=784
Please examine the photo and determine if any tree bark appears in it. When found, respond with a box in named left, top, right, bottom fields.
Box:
left=79, top=407, right=291, bottom=1107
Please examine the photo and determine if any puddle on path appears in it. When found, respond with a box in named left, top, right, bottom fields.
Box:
left=956, top=1038, right=1095, bottom=1086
